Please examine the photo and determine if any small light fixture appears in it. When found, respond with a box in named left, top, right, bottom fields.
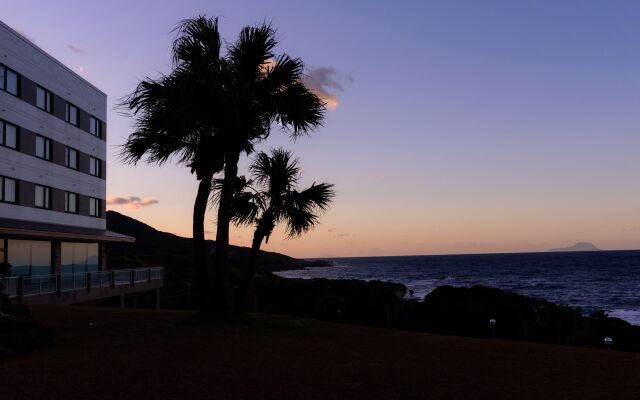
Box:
left=489, top=318, right=496, bottom=339
left=604, top=336, right=613, bottom=350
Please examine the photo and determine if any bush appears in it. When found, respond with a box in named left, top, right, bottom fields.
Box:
left=253, top=276, right=640, bottom=352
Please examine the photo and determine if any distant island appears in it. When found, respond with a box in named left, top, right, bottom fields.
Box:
left=547, top=242, right=601, bottom=252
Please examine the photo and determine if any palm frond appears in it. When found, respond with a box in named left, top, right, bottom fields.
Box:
left=172, top=16, right=221, bottom=67
left=273, top=82, right=325, bottom=137
left=229, top=23, right=277, bottom=80
left=281, top=182, right=335, bottom=237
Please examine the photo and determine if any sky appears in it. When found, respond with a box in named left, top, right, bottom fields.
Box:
left=3, top=1, right=640, bottom=257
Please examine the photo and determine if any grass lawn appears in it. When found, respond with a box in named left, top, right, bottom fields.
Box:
left=2, top=305, right=640, bottom=399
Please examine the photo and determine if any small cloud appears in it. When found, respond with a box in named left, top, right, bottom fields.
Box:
left=107, top=196, right=159, bottom=210
left=261, top=60, right=351, bottom=111
left=332, top=233, right=350, bottom=238
left=76, top=65, right=85, bottom=74
left=204, top=230, right=214, bottom=235
left=67, top=44, right=86, bottom=54
left=304, top=66, right=353, bottom=111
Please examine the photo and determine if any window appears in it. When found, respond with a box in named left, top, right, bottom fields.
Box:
left=0, top=176, right=17, bottom=203
left=35, top=135, right=52, bottom=160
left=65, top=102, right=78, bottom=126
left=89, top=197, right=101, bottom=217
left=36, top=86, right=52, bottom=113
left=0, top=120, right=18, bottom=150
left=0, top=65, right=19, bottom=96
left=61, top=242, right=99, bottom=274
left=65, top=192, right=78, bottom=213
left=89, top=116, right=101, bottom=138
left=7, top=240, right=52, bottom=276
left=65, top=147, right=78, bottom=169
left=34, top=185, right=51, bottom=209
left=89, top=156, right=101, bottom=177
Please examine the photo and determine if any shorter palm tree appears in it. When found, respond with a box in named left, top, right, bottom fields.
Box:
left=217, top=148, right=335, bottom=311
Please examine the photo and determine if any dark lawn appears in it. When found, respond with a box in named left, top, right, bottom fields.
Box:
left=2, top=306, right=640, bottom=399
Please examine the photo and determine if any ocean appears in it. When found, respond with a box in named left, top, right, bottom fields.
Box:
left=275, top=250, right=640, bottom=326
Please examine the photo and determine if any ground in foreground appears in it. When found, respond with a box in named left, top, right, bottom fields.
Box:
left=2, top=306, right=640, bottom=399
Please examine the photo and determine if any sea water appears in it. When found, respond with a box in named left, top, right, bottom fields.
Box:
left=275, top=251, right=640, bottom=325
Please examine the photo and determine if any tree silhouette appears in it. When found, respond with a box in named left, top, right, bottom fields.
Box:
left=121, top=17, right=325, bottom=313
left=219, top=149, right=334, bottom=311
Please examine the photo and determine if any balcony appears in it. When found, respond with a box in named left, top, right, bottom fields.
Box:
left=0, top=267, right=164, bottom=305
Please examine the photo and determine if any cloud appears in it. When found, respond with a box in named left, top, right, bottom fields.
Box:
left=76, top=65, right=85, bottom=74
left=304, top=66, right=353, bottom=111
left=332, top=233, right=350, bottom=238
left=67, top=44, right=86, bottom=54
left=107, top=196, right=159, bottom=210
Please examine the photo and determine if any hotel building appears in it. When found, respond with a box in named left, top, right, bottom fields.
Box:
left=0, top=20, right=161, bottom=304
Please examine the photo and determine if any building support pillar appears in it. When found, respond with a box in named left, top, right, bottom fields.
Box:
left=52, top=241, right=62, bottom=274
left=99, top=243, right=107, bottom=271
left=155, top=288, right=160, bottom=310
left=119, top=294, right=125, bottom=308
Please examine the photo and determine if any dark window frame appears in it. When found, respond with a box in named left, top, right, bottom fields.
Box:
left=64, top=191, right=78, bottom=214
left=35, top=135, right=52, bottom=161
left=0, top=176, right=18, bottom=204
left=89, top=116, right=102, bottom=138
left=36, top=85, right=53, bottom=113
left=0, top=120, right=20, bottom=150
left=89, top=156, right=101, bottom=177
left=0, top=64, right=20, bottom=96
left=65, top=102, right=79, bottom=126
left=34, top=184, right=52, bottom=209
left=65, top=147, right=79, bottom=170
left=89, top=197, right=101, bottom=217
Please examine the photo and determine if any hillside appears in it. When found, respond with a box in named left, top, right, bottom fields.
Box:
left=105, top=210, right=301, bottom=270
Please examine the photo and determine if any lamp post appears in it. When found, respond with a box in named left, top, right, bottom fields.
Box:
left=186, top=281, right=192, bottom=310
left=604, top=336, right=613, bottom=350
left=489, top=318, right=496, bottom=339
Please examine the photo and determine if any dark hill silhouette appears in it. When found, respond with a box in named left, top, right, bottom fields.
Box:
left=106, top=210, right=300, bottom=270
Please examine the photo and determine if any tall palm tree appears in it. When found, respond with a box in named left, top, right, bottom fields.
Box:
left=121, top=16, right=326, bottom=314
left=120, top=17, right=226, bottom=308
left=222, top=149, right=335, bottom=311
left=211, top=24, right=325, bottom=314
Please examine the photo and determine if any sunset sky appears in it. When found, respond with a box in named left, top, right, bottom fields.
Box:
left=4, top=1, right=640, bottom=257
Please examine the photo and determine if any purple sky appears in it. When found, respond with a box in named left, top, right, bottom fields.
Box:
left=4, top=1, right=640, bottom=257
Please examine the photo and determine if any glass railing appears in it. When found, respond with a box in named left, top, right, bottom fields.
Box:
left=1, top=276, right=20, bottom=299
left=23, top=275, right=57, bottom=297
left=1, top=267, right=164, bottom=299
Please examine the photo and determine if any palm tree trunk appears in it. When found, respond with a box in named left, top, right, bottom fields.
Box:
left=193, top=173, right=213, bottom=311
left=242, top=230, right=265, bottom=313
left=212, top=151, right=240, bottom=315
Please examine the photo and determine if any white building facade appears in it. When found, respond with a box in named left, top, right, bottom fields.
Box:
left=0, top=20, right=131, bottom=277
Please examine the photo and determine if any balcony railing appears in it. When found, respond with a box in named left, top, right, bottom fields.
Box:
left=0, top=267, right=164, bottom=300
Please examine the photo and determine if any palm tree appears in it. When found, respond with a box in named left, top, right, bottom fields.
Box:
left=121, top=17, right=326, bottom=314
left=210, top=23, right=325, bottom=314
left=120, top=17, right=226, bottom=308
left=221, top=149, right=335, bottom=311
